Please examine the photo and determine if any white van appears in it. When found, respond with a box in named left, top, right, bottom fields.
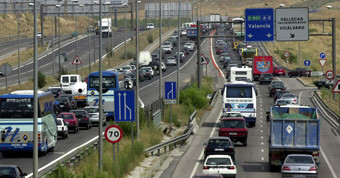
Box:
left=229, top=66, right=253, bottom=83
left=139, top=51, right=152, bottom=66
left=60, top=75, right=82, bottom=94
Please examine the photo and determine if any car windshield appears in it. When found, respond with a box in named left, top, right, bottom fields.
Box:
left=72, top=111, right=86, bottom=116
left=222, top=113, right=242, bottom=117
left=271, top=81, right=283, bottom=85
left=273, top=84, right=284, bottom=89
left=206, top=157, right=232, bottom=165
left=57, top=119, right=62, bottom=125
left=85, top=108, right=99, bottom=113
left=49, top=88, right=61, bottom=93
left=208, top=139, right=231, bottom=146
left=262, top=74, right=272, bottom=77
left=0, top=167, right=17, bottom=176
left=220, top=120, right=244, bottom=128
left=56, top=98, right=68, bottom=103
left=59, top=114, right=74, bottom=120
left=275, top=100, right=291, bottom=105
left=285, top=156, right=314, bottom=164
left=283, top=94, right=296, bottom=98
left=276, top=66, right=284, bottom=69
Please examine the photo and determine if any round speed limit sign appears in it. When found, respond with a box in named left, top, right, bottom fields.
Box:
left=105, top=125, right=123, bottom=144
left=326, top=70, right=335, bottom=80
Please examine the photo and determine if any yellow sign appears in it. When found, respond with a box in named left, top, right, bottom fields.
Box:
left=22, top=133, right=29, bottom=142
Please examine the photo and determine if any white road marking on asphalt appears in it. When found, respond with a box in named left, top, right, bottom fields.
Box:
left=261, top=149, right=264, bottom=153
left=320, top=146, right=338, bottom=178
left=261, top=108, right=263, bottom=111
left=190, top=111, right=222, bottom=178
left=298, top=90, right=303, bottom=104
left=261, top=142, right=264, bottom=145
left=261, top=157, right=264, bottom=161
left=260, top=100, right=262, bottom=103
left=261, top=112, right=263, bottom=115
left=261, top=130, right=263, bottom=133
left=261, top=136, right=263, bottom=139
left=260, top=120, right=263, bottom=123
left=261, top=125, right=263, bottom=128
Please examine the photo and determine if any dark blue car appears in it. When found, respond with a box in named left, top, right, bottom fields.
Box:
left=204, top=137, right=235, bottom=161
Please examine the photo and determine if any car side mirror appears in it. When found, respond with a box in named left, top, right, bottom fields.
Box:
left=234, top=161, right=239, bottom=165
left=316, top=162, right=321, bottom=166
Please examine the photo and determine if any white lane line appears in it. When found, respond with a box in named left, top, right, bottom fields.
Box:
left=260, top=125, right=263, bottom=128
left=260, top=120, right=263, bottom=123
left=261, top=149, right=264, bottom=153
left=261, top=142, right=264, bottom=145
left=261, top=112, right=263, bottom=115
left=261, top=130, right=263, bottom=133
left=261, top=136, right=263, bottom=139
left=320, top=146, right=338, bottom=178
left=261, top=157, right=264, bottom=161
left=298, top=90, right=304, bottom=104
left=189, top=111, right=222, bottom=178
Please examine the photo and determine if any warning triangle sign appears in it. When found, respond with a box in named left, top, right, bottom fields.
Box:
left=333, top=80, right=340, bottom=93
left=72, top=55, right=82, bottom=65
left=318, top=59, right=327, bottom=68
left=196, top=53, right=209, bottom=65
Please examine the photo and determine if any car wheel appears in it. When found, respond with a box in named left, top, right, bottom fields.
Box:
left=77, top=126, right=79, bottom=132
left=86, top=124, right=90, bottom=130
left=243, top=140, right=247, bottom=146
left=74, top=127, right=77, bottom=133
left=65, top=132, right=68, bottom=138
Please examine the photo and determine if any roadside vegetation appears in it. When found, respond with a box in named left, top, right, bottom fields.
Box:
left=47, top=76, right=215, bottom=178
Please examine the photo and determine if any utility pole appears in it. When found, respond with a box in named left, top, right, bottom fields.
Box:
left=159, top=0, right=163, bottom=103
left=17, top=12, right=21, bottom=85
left=88, top=10, right=91, bottom=73
left=124, top=4, right=127, bottom=59
left=98, top=0, right=103, bottom=171
left=33, top=1, right=38, bottom=177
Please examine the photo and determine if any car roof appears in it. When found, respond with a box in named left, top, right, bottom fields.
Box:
left=0, top=165, right=19, bottom=168
left=208, top=136, right=231, bottom=140
left=59, top=112, right=74, bottom=115
left=84, top=106, right=99, bottom=109
left=221, top=117, right=245, bottom=121
left=206, top=155, right=232, bottom=159
left=286, top=154, right=314, bottom=157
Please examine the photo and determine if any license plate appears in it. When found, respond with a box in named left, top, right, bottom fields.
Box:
left=60, top=105, right=64, bottom=107
left=279, top=72, right=282, bottom=74
left=229, top=132, right=237, bottom=135
left=265, top=78, right=269, bottom=80
left=214, top=148, right=224, bottom=151
left=276, top=89, right=281, bottom=91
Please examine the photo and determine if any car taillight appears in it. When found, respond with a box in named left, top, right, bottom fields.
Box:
left=203, top=166, right=209, bottom=170
left=227, top=166, right=235, bottom=170
left=62, top=127, right=64, bottom=131
left=293, top=99, right=297, bottom=102
left=282, top=166, right=291, bottom=171
left=309, top=167, right=317, bottom=171
left=227, top=147, right=233, bottom=152
left=244, top=131, right=248, bottom=136
left=84, top=117, right=89, bottom=121
left=312, top=152, right=319, bottom=158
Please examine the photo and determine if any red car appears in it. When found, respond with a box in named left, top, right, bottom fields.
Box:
left=219, top=117, right=248, bottom=146
left=273, top=66, right=286, bottom=76
left=58, top=113, right=79, bottom=133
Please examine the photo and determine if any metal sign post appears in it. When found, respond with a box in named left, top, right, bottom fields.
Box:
left=105, top=125, right=123, bottom=165
left=1, top=63, right=12, bottom=90
left=165, top=82, right=177, bottom=127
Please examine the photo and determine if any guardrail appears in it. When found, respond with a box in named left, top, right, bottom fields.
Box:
left=47, top=33, right=73, bottom=49
left=0, top=34, right=27, bottom=42
left=312, top=91, right=340, bottom=126
left=145, top=111, right=197, bottom=156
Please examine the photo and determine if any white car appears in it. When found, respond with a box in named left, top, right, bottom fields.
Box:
left=180, top=29, right=186, bottom=36
left=107, top=68, right=118, bottom=72
left=141, top=66, right=154, bottom=78
left=121, top=65, right=133, bottom=74
left=146, top=23, right=155, bottom=29
left=162, top=46, right=172, bottom=54
left=161, top=62, right=167, bottom=72
left=203, top=155, right=237, bottom=177
left=184, top=43, right=194, bottom=51
left=57, top=118, right=68, bottom=139
left=84, top=106, right=106, bottom=126
left=245, top=58, right=253, bottom=66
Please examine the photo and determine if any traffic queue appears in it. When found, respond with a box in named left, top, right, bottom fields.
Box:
left=194, top=22, right=320, bottom=178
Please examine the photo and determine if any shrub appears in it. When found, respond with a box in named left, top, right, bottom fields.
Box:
left=147, top=34, right=153, bottom=44
left=122, top=50, right=135, bottom=60
left=55, top=66, right=68, bottom=81
left=180, top=86, right=209, bottom=109
left=106, top=47, right=114, bottom=58
left=31, top=71, right=47, bottom=88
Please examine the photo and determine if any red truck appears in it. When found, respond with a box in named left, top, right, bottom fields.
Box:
left=253, top=56, right=274, bottom=81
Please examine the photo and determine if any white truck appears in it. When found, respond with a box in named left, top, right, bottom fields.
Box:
left=98, top=18, right=112, bottom=37
left=139, top=51, right=152, bottom=66
left=60, top=74, right=87, bottom=107
left=209, top=14, right=221, bottom=29
left=146, top=23, right=155, bottom=30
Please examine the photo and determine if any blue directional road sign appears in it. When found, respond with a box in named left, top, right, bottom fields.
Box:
left=245, top=8, right=274, bottom=42
left=304, top=59, right=311, bottom=67
left=165, top=82, right=176, bottom=104
left=320, top=52, right=326, bottom=59
left=114, top=90, right=135, bottom=122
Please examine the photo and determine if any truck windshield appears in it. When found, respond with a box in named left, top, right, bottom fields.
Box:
left=89, top=76, right=116, bottom=88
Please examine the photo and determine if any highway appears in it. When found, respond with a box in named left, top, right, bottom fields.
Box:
left=0, top=31, right=134, bottom=87
left=0, top=38, right=34, bottom=60
left=0, top=29, right=205, bottom=175
left=169, top=27, right=340, bottom=178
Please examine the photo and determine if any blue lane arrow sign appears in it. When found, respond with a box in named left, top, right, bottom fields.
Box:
left=304, top=59, right=311, bottom=67
left=320, top=52, right=326, bottom=59
left=245, top=8, right=274, bottom=42
left=165, top=82, right=176, bottom=100
left=114, top=90, right=135, bottom=122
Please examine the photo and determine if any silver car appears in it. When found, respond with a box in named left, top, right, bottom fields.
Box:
left=83, top=106, right=106, bottom=126
left=166, top=57, right=177, bottom=66
left=280, top=93, right=299, bottom=104
left=281, top=154, right=318, bottom=177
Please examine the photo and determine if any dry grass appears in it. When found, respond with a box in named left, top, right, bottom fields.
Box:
left=0, top=46, right=46, bottom=67
left=298, top=76, right=323, bottom=85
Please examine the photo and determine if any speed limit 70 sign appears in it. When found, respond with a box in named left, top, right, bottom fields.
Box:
left=105, top=125, right=123, bottom=144
left=326, top=70, right=335, bottom=80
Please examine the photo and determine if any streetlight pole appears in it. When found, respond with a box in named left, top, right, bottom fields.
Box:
left=98, top=0, right=104, bottom=171
left=72, top=0, right=80, bottom=74
left=159, top=0, right=163, bottom=103
left=52, top=16, right=55, bottom=77
left=32, top=1, right=38, bottom=177
left=177, top=0, right=180, bottom=104
left=88, top=6, right=91, bottom=73
left=17, top=9, right=21, bottom=86
left=124, top=4, right=127, bottom=59
left=136, top=0, right=140, bottom=140
left=58, top=7, right=61, bottom=79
